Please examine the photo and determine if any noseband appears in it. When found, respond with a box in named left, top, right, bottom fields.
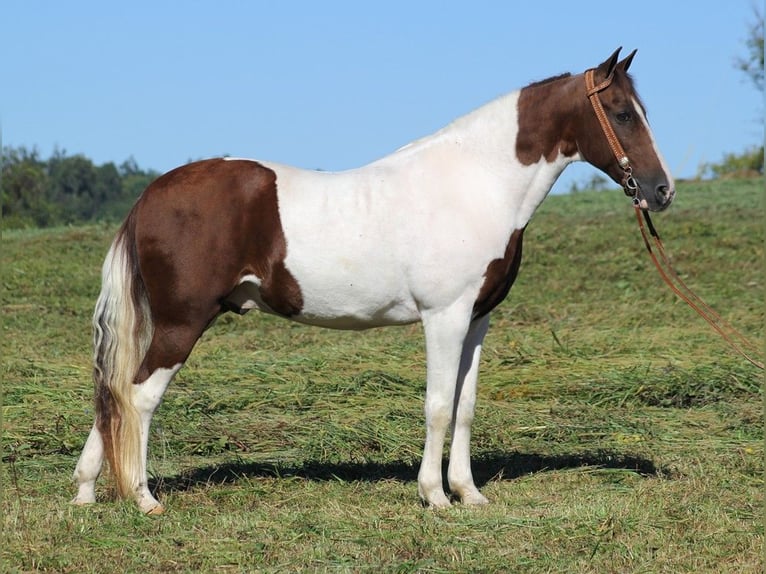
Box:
left=585, top=69, right=639, bottom=200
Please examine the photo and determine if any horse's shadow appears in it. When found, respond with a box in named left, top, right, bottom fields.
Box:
left=154, top=450, right=666, bottom=495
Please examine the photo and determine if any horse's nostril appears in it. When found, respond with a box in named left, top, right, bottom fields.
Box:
left=656, top=184, right=669, bottom=198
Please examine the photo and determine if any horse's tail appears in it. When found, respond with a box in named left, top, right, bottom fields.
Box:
left=92, top=212, right=153, bottom=499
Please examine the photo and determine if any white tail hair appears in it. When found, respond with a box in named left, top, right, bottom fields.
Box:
left=92, top=219, right=153, bottom=498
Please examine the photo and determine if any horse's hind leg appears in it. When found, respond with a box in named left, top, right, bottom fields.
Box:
left=131, top=361, right=183, bottom=514
left=71, top=424, right=104, bottom=505
left=71, top=362, right=181, bottom=512
left=129, top=320, right=211, bottom=514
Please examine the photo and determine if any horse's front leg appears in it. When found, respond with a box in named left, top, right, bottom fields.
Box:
left=448, top=313, right=490, bottom=505
left=418, top=303, right=472, bottom=508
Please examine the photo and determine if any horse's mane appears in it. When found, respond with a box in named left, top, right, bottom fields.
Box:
left=524, top=71, right=647, bottom=114
left=525, top=73, right=572, bottom=89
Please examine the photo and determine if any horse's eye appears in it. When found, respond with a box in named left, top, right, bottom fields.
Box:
left=616, top=111, right=632, bottom=123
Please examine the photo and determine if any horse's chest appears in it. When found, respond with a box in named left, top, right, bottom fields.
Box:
left=472, top=228, right=525, bottom=318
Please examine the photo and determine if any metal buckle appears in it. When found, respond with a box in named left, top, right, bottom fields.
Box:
left=622, top=165, right=638, bottom=198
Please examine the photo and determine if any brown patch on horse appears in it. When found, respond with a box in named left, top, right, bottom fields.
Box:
left=473, top=228, right=524, bottom=318
left=515, top=74, right=582, bottom=166
left=131, top=159, right=303, bottom=375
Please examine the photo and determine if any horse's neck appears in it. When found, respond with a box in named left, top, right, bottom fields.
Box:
left=436, top=90, right=578, bottom=228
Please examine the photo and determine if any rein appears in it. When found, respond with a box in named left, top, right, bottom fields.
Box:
left=634, top=207, right=764, bottom=370
left=585, top=69, right=764, bottom=370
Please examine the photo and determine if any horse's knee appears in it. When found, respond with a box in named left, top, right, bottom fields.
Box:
left=454, top=398, right=477, bottom=428
left=424, top=397, right=452, bottom=431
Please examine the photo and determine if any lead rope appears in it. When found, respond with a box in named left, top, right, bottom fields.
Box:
left=635, top=205, right=764, bottom=370
left=585, top=67, right=763, bottom=369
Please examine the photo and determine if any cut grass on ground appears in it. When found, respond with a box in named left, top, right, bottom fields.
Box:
left=2, top=179, right=763, bottom=573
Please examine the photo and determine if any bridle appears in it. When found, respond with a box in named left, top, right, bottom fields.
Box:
left=584, top=68, right=764, bottom=370
left=585, top=68, right=639, bottom=199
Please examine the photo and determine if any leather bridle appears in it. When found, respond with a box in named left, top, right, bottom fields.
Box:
left=585, top=69, right=639, bottom=198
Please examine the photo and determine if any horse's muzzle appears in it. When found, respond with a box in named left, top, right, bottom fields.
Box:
left=634, top=178, right=674, bottom=212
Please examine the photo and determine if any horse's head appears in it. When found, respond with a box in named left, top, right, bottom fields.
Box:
left=578, top=48, right=675, bottom=212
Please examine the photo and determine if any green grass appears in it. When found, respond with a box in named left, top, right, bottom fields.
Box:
left=2, top=179, right=763, bottom=573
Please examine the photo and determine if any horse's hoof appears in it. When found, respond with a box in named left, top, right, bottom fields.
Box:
left=424, top=494, right=452, bottom=509
left=462, top=492, right=490, bottom=506
left=145, top=504, right=165, bottom=516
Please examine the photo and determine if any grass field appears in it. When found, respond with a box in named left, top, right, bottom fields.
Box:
left=2, top=178, right=763, bottom=573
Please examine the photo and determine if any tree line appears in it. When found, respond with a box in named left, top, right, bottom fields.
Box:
left=1, top=146, right=160, bottom=229
left=4, top=139, right=762, bottom=229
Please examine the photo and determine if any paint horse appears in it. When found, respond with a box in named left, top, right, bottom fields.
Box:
left=73, top=48, right=674, bottom=514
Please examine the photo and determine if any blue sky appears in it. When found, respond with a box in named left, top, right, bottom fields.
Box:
left=2, top=2, right=762, bottom=194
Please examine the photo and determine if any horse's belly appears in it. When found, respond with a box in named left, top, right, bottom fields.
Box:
left=225, top=271, right=418, bottom=329
left=287, top=266, right=421, bottom=329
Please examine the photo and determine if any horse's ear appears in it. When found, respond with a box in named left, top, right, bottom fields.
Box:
left=617, top=49, right=637, bottom=73
left=596, top=47, right=622, bottom=79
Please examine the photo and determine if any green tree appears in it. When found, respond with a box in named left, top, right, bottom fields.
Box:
left=568, top=173, right=616, bottom=194
left=1, top=146, right=161, bottom=228
left=119, top=156, right=159, bottom=199
left=110, top=156, right=160, bottom=220
left=1, top=147, right=56, bottom=227
left=736, top=6, right=764, bottom=92
left=92, top=162, right=122, bottom=219
left=47, top=151, right=103, bottom=221
left=701, top=8, right=764, bottom=179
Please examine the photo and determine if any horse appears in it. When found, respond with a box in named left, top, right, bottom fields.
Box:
left=72, top=48, right=674, bottom=514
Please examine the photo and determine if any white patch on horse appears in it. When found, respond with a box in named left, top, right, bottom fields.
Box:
left=631, top=96, right=675, bottom=200
left=132, top=363, right=182, bottom=514
left=222, top=156, right=258, bottom=163
left=71, top=424, right=104, bottom=505
left=222, top=274, right=271, bottom=314
left=260, top=92, right=576, bottom=331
